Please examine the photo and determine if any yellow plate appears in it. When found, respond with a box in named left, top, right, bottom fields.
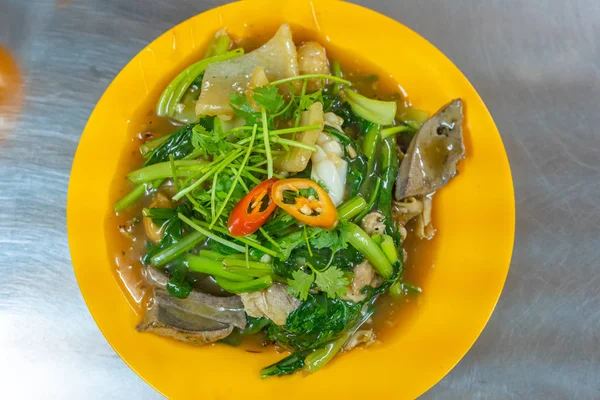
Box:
left=67, top=0, right=515, bottom=398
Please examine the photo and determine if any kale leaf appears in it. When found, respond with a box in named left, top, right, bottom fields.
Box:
left=266, top=294, right=361, bottom=351
left=144, top=118, right=214, bottom=166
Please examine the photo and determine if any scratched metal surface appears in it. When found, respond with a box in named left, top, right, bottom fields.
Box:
left=0, top=0, right=598, bottom=398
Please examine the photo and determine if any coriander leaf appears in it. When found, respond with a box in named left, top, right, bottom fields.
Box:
left=275, top=231, right=306, bottom=262
left=288, top=270, right=314, bottom=301
left=252, top=86, right=285, bottom=114
left=313, top=266, right=348, bottom=299
left=262, top=212, right=296, bottom=236
left=293, top=90, right=323, bottom=122
left=310, top=223, right=348, bottom=254
left=310, top=229, right=339, bottom=249
left=191, top=125, right=231, bottom=157
left=298, top=89, right=323, bottom=111
left=229, top=92, right=259, bottom=124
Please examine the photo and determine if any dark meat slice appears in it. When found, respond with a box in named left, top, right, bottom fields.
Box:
left=137, top=267, right=248, bottom=345
left=137, top=289, right=234, bottom=345
left=395, top=99, right=465, bottom=199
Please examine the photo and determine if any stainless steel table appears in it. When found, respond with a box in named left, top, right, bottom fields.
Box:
left=1, top=0, right=598, bottom=398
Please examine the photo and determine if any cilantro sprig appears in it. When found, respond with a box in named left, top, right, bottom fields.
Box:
left=288, top=262, right=349, bottom=301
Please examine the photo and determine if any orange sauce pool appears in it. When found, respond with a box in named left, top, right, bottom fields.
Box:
left=105, top=27, right=437, bottom=347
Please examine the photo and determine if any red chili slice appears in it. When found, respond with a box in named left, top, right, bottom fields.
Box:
left=227, top=178, right=279, bottom=236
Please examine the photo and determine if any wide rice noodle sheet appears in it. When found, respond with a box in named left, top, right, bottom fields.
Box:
left=196, top=24, right=299, bottom=116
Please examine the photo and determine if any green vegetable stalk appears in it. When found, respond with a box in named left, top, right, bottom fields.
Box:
left=150, top=231, right=205, bottom=267
left=114, top=178, right=163, bottom=212
left=304, top=300, right=375, bottom=373
left=197, top=250, right=245, bottom=260
left=214, top=275, right=273, bottom=293
left=337, top=196, right=367, bottom=221
left=127, top=160, right=208, bottom=183
left=361, top=123, right=381, bottom=159
left=380, top=234, right=398, bottom=264
left=344, top=222, right=393, bottom=278
left=186, top=255, right=251, bottom=282
left=139, top=134, right=172, bottom=157
left=378, top=135, right=399, bottom=235
left=204, top=32, right=232, bottom=58
left=344, top=89, right=397, bottom=125
left=261, top=351, right=310, bottom=378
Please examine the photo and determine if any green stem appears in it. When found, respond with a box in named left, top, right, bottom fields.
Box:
left=222, top=266, right=272, bottom=278
left=345, top=222, right=393, bottom=278
left=331, top=60, right=342, bottom=95
left=114, top=184, right=146, bottom=212
left=381, top=125, right=412, bottom=139
left=269, top=74, right=351, bottom=87
left=295, top=80, right=308, bottom=128
left=270, top=124, right=321, bottom=136
left=169, top=154, right=180, bottom=192
left=192, top=219, right=280, bottom=257
left=259, top=227, right=281, bottom=248
left=261, top=108, right=273, bottom=178
left=244, top=166, right=284, bottom=179
left=140, top=134, right=172, bottom=157
left=204, top=33, right=231, bottom=58
left=222, top=258, right=272, bottom=270
left=186, top=255, right=251, bottom=282
left=127, top=160, right=207, bottom=183
left=214, top=275, right=273, bottom=294
left=178, top=213, right=245, bottom=253
left=304, top=301, right=374, bottom=374
left=379, top=136, right=399, bottom=236
left=172, top=149, right=243, bottom=201
left=114, top=178, right=163, bottom=212
left=150, top=231, right=205, bottom=267
left=271, top=137, right=317, bottom=152
left=380, top=234, right=398, bottom=264
left=355, top=177, right=381, bottom=222
left=198, top=250, right=245, bottom=260
left=362, top=123, right=382, bottom=160
left=337, top=196, right=367, bottom=221
left=272, top=95, right=295, bottom=118
left=211, top=124, right=257, bottom=228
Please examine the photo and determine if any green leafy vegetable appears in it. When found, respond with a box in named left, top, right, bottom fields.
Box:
left=287, top=270, right=313, bottom=301
left=312, top=264, right=348, bottom=299
left=230, top=92, right=260, bottom=124
left=252, top=86, right=285, bottom=114
left=304, top=298, right=376, bottom=374
left=311, top=225, right=347, bottom=254
left=378, top=135, right=399, bottom=237
left=267, top=294, right=361, bottom=351
left=166, top=263, right=192, bottom=299
left=344, top=89, right=397, bottom=125
left=191, top=124, right=231, bottom=157
left=344, top=222, right=393, bottom=278
left=261, top=352, right=308, bottom=378
left=144, top=119, right=213, bottom=166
